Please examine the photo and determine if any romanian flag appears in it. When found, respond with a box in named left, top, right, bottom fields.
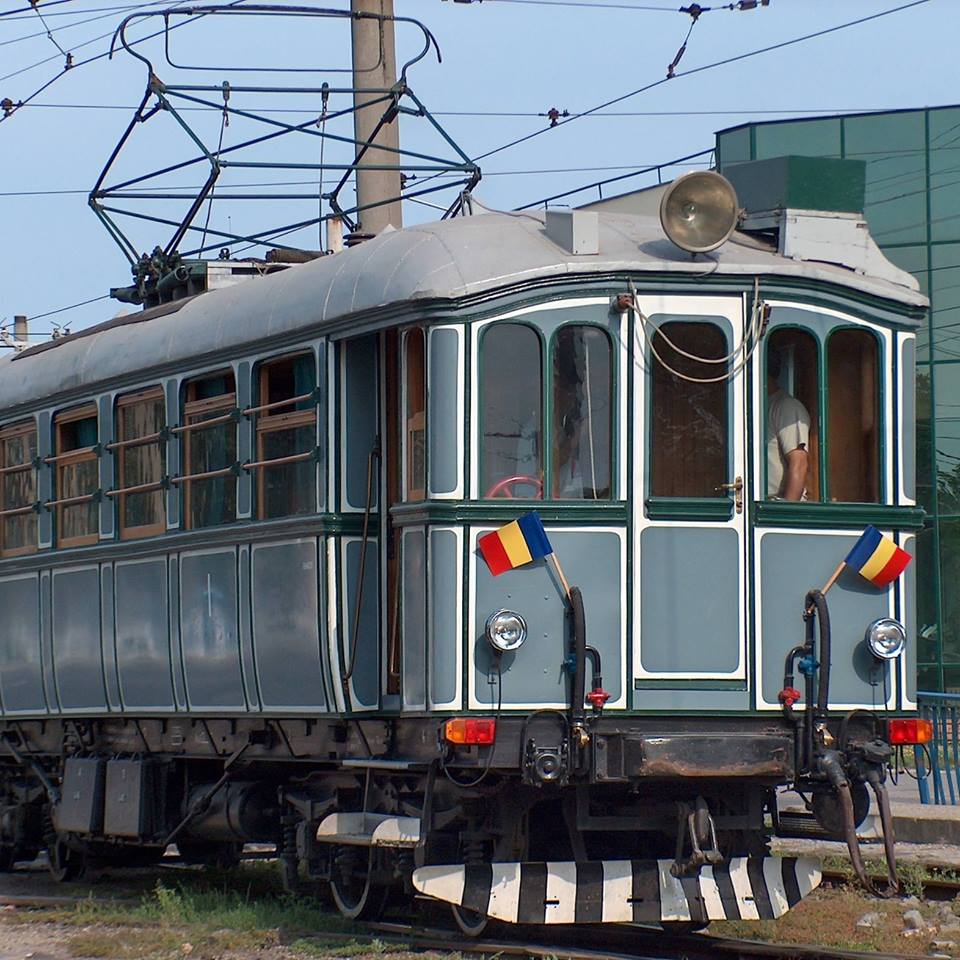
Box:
left=479, top=511, right=553, bottom=576
left=845, top=525, right=912, bottom=588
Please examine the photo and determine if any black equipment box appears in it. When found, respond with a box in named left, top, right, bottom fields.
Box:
left=104, top=759, right=155, bottom=838
left=56, top=757, right=105, bottom=835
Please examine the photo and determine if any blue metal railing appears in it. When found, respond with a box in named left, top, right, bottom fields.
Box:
left=915, top=691, right=959, bottom=804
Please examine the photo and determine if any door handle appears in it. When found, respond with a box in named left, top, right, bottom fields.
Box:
left=715, top=476, right=743, bottom=514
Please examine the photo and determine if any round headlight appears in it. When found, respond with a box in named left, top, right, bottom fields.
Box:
left=865, top=618, right=906, bottom=661
left=485, top=609, right=527, bottom=654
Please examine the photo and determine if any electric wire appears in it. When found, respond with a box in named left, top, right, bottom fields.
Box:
left=31, top=3, right=68, bottom=57
left=0, top=0, right=248, bottom=122
left=471, top=0, right=933, bottom=164
left=0, top=0, right=174, bottom=49
left=10, top=102, right=940, bottom=117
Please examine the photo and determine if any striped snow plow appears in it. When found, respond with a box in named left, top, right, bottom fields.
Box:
left=412, top=856, right=822, bottom=924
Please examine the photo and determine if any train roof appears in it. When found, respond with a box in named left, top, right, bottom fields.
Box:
left=0, top=207, right=928, bottom=414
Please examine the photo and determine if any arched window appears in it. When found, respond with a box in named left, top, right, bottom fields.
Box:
left=766, top=329, right=820, bottom=501
left=405, top=329, right=426, bottom=501
left=828, top=329, right=880, bottom=502
left=481, top=323, right=543, bottom=499
left=552, top=325, right=612, bottom=499
left=650, top=321, right=728, bottom=498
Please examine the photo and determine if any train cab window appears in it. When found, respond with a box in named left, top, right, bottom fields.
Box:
left=552, top=326, right=612, bottom=499
left=404, top=330, right=426, bottom=501
left=115, top=388, right=166, bottom=539
left=827, top=329, right=880, bottom=502
left=0, top=420, right=37, bottom=557
left=53, top=405, right=99, bottom=547
left=181, top=371, right=237, bottom=529
left=253, top=353, right=317, bottom=519
left=765, top=330, right=820, bottom=501
left=481, top=323, right=543, bottom=499
left=650, top=321, right=728, bottom=497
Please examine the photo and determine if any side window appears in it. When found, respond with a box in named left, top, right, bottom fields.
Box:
left=253, top=353, right=317, bottom=519
left=481, top=323, right=543, bottom=499
left=650, top=321, right=727, bottom=497
left=828, top=329, right=880, bottom=503
left=180, top=371, right=237, bottom=529
left=0, top=420, right=37, bottom=557
left=552, top=325, right=612, bottom=499
left=766, top=330, right=819, bottom=501
left=53, top=405, right=99, bottom=547
left=115, top=388, right=166, bottom=539
left=404, top=330, right=426, bottom=501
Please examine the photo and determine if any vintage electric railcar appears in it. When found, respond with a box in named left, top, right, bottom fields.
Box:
left=0, top=158, right=928, bottom=931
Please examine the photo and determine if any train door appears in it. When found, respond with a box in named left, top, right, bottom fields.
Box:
left=338, top=334, right=381, bottom=711
left=634, top=296, right=749, bottom=691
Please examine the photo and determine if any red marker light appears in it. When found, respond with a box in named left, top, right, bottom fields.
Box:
left=888, top=718, right=934, bottom=746
left=444, top=718, right=496, bottom=746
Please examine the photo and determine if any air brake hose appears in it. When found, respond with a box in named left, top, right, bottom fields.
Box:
left=569, top=587, right=587, bottom=734
left=865, top=767, right=900, bottom=895
left=804, top=589, right=831, bottom=718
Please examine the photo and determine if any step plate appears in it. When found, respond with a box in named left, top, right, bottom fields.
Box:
left=412, top=856, right=821, bottom=924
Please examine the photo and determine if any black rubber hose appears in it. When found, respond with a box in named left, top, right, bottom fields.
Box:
left=569, top=587, right=586, bottom=729
left=805, top=589, right=831, bottom=718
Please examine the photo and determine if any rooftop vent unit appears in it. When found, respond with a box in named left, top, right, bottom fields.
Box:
left=725, top=156, right=917, bottom=290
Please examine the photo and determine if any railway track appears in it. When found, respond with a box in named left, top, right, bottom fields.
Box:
left=0, top=890, right=920, bottom=960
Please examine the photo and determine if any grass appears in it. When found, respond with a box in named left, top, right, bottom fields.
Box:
left=821, top=852, right=960, bottom=898
left=0, top=862, right=367, bottom=960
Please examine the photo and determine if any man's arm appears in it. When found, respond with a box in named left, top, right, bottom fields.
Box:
left=782, top=447, right=808, bottom=501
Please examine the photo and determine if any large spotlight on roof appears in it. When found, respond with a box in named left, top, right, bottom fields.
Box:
left=659, top=171, right=740, bottom=254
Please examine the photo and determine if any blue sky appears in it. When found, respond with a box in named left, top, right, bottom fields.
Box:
left=0, top=0, right=955, bottom=339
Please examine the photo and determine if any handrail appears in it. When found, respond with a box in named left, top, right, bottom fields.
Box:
left=105, top=479, right=166, bottom=498
left=243, top=450, right=314, bottom=470
left=43, top=446, right=99, bottom=464
left=44, top=492, right=99, bottom=509
left=170, top=412, right=237, bottom=435
left=169, top=465, right=237, bottom=485
left=0, top=461, right=34, bottom=476
left=243, top=392, right=316, bottom=417
left=105, top=431, right=166, bottom=451
left=0, top=503, right=38, bottom=518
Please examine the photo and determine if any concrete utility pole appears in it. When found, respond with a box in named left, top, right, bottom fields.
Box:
left=350, top=0, right=402, bottom=235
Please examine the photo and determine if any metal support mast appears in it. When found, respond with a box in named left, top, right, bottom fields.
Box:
left=351, top=0, right=402, bottom=234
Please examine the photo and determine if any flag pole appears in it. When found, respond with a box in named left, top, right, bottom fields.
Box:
left=549, top=552, right=572, bottom=602
left=819, top=561, right=846, bottom=597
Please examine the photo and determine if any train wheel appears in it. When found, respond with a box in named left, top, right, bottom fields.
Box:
left=450, top=904, right=489, bottom=937
left=329, top=847, right=386, bottom=921
left=46, top=837, right=85, bottom=882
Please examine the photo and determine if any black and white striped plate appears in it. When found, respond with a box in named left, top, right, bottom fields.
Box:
left=412, top=856, right=821, bottom=924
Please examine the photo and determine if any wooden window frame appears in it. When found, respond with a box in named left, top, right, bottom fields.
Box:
left=253, top=354, right=317, bottom=520
left=115, top=386, right=167, bottom=541
left=54, top=403, right=100, bottom=549
left=0, top=419, right=38, bottom=558
left=182, top=372, right=237, bottom=531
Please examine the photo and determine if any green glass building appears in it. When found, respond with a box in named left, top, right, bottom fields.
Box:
left=716, top=107, right=960, bottom=693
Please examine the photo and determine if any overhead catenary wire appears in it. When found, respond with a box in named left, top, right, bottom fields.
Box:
left=471, top=0, right=933, bottom=164
left=0, top=0, right=249, bottom=122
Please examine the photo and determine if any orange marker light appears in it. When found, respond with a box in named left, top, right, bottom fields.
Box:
left=888, top=718, right=934, bottom=746
left=444, top=718, right=496, bottom=746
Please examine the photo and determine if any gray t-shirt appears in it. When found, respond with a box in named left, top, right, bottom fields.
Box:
left=767, top=389, right=810, bottom=497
